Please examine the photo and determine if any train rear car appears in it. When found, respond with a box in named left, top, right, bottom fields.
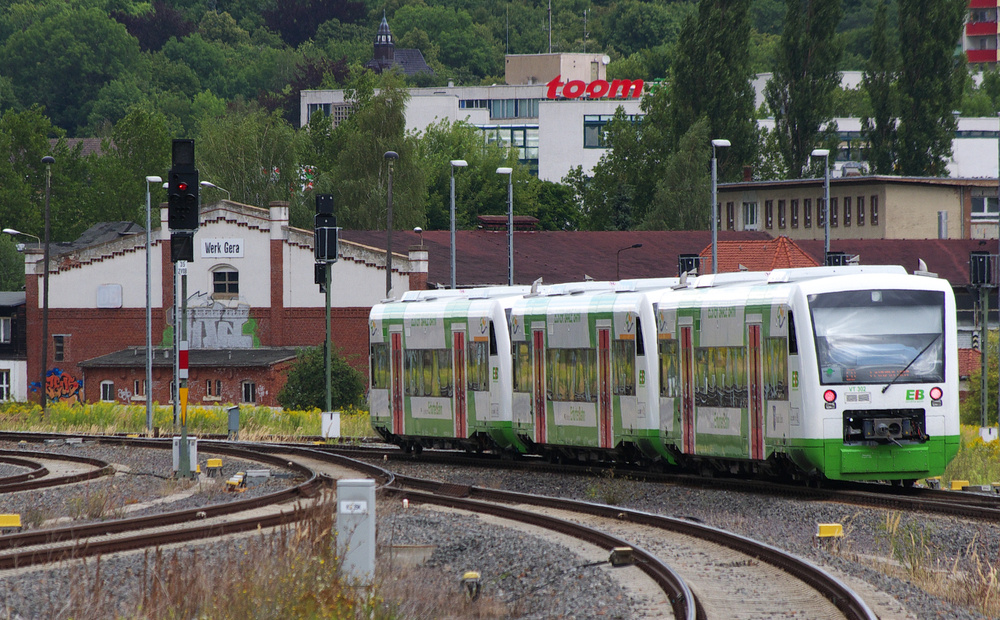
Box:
left=368, top=288, right=528, bottom=452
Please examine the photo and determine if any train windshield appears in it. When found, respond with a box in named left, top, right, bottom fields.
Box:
left=809, top=289, right=944, bottom=385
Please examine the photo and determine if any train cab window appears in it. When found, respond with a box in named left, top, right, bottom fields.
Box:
left=489, top=321, right=498, bottom=355
left=612, top=339, right=636, bottom=395
left=788, top=312, right=798, bottom=355
left=370, top=343, right=389, bottom=388
left=635, top=319, right=645, bottom=355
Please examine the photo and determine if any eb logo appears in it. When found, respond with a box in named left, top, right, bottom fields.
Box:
left=906, top=389, right=924, bottom=401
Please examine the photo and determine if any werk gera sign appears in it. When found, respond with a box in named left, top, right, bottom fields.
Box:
left=546, top=75, right=644, bottom=99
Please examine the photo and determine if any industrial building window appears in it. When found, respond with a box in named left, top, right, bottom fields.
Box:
left=844, top=196, right=852, bottom=227
left=742, top=202, right=758, bottom=230
left=764, top=200, right=773, bottom=229
left=583, top=114, right=642, bottom=148
left=213, top=268, right=239, bottom=298
left=206, top=379, right=222, bottom=399
left=0, top=370, right=10, bottom=400
left=804, top=198, right=812, bottom=228
left=817, top=198, right=826, bottom=227
left=778, top=200, right=786, bottom=229
left=53, top=335, right=65, bottom=362
left=0, top=317, right=10, bottom=343
left=857, top=196, right=865, bottom=226
left=971, top=193, right=998, bottom=217
left=726, top=202, right=735, bottom=230
left=791, top=199, right=799, bottom=228
left=831, top=197, right=838, bottom=227
left=133, top=379, right=146, bottom=398
left=488, top=98, right=539, bottom=119
left=242, top=381, right=257, bottom=403
left=101, top=381, right=114, bottom=402
left=871, top=195, right=879, bottom=225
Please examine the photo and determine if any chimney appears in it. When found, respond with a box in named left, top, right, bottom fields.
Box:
left=269, top=201, right=289, bottom=241
left=742, top=166, right=752, bottom=182
left=408, top=244, right=429, bottom=290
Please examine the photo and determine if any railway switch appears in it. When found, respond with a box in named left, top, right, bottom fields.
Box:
left=609, top=547, right=634, bottom=566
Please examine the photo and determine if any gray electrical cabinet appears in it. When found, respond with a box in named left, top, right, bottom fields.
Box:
left=336, top=478, right=376, bottom=585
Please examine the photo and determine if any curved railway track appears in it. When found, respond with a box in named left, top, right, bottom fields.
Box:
left=0, top=448, right=114, bottom=492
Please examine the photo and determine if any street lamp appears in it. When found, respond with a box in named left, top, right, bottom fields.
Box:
left=710, top=139, right=730, bottom=274
left=811, top=148, right=831, bottom=258
left=384, top=151, right=398, bottom=298
left=3, top=228, right=40, bottom=251
left=496, top=167, right=513, bottom=285
left=616, top=243, right=642, bottom=280
left=144, top=175, right=162, bottom=433
left=449, top=159, right=468, bottom=289
left=40, top=156, right=54, bottom=412
left=200, top=181, right=231, bottom=201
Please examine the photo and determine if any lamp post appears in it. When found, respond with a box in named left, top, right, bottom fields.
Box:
left=616, top=243, right=642, bottom=280
left=144, top=176, right=161, bottom=433
left=39, top=156, right=54, bottom=412
left=710, top=139, right=730, bottom=274
left=199, top=180, right=231, bottom=201
left=3, top=228, right=40, bottom=249
left=384, top=151, right=398, bottom=298
left=496, top=167, right=513, bottom=285
left=811, top=148, right=831, bottom=259
left=449, top=159, right=468, bottom=289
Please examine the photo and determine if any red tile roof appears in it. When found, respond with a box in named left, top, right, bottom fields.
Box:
left=340, top=229, right=771, bottom=286
left=698, top=236, right=819, bottom=272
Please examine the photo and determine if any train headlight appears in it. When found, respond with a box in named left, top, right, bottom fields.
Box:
left=823, top=389, right=837, bottom=409
left=930, top=386, right=943, bottom=407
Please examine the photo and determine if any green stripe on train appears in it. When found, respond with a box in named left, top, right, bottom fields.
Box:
left=785, top=435, right=960, bottom=480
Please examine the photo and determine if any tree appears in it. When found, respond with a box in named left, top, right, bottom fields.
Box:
left=960, top=331, right=998, bottom=426
left=305, top=72, right=427, bottom=230
left=0, top=6, right=142, bottom=133
left=860, top=1, right=897, bottom=175
left=763, top=0, right=843, bottom=178
left=669, top=0, right=757, bottom=182
left=643, top=119, right=711, bottom=230
left=196, top=101, right=299, bottom=209
left=895, top=0, right=967, bottom=177
left=277, top=346, right=364, bottom=411
left=0, top=236, right=24, bottom=292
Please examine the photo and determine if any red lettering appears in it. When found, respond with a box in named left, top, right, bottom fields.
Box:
left=609, top=79, right=644, bottom=98
left=546, top=75, right=564, bottom=99
left=563, top=80, right=586, bottom=98
left=586, top=80, right=610, bottom=98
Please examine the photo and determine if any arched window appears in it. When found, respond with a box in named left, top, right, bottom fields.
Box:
left=212, top=266, right=239, bottom=299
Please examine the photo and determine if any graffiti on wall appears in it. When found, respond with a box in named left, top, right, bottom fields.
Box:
left=30, top=368, right=83, bottom=404
left=183, top=292, right=259, bottom=349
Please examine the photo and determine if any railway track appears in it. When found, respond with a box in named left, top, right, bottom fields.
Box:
left=0, top=448, right=114, bottom=492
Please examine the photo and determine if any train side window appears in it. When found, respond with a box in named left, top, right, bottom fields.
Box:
left=370, top=343, right=389, bottom=388
left=788, top=311, right=798, bottom=355
left=635, top=318, right=645, bottom=355
left=612, top=339, right=636, bottom=395
left=489, top=321, right=498, bottom=355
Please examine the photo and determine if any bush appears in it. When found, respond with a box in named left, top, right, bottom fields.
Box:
left=277, top=346, right=364, bottom=411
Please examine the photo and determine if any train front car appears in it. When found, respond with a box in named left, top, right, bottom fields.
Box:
left=368, top=289, right=527, bottom=454
left=509, top=288, right=667, bottom=463
left=786, top=268, right=960, bottom=483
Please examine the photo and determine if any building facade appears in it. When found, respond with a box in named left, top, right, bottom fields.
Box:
left=23, top=201, right=417, bottom=406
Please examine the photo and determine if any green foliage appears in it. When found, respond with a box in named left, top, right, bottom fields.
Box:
left=860, top=0, right=896, bottom=175
left=277, top=346, right=365, bottom=411
left=895, top=0, right=967, bottom=177
left=960, top=330, right=997, bottom=427
left=0, top=235, right=24, bottom=291
left=763, top=0, right=844, bottom=178
left=642, top=118, right=710, bottom=230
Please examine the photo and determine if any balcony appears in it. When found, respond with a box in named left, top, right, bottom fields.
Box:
left=967, top=21, right=998, bottom=36
left=967, top=49, right=998, bottom=63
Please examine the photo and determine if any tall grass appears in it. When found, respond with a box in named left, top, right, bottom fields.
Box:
left=943, top=424, right=1000, bottom=486
left=0, top=401, right=376, bottom=440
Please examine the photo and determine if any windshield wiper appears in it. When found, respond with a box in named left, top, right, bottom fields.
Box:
left=882, top=333, right=942, bottom=394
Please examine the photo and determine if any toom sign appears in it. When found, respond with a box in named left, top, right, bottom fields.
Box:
left=546, top=75, right=644, bottom=99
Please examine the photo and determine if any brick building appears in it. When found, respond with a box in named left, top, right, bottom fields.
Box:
left=24, top=200, right=418, bottom=407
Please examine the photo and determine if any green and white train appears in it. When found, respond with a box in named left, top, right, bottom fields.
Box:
left=368, top=265, right=960, bottom=483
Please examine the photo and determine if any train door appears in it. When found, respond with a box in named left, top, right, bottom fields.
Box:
left=598, top=327, right=612, bottom=448
left=748, top=323, right=764, bottom=460
left=453, top=329, right=467, bottom=438
left=532, top=328, right=546, bottom=444
left=391, top=330, right=404, bottom=436
left=680, top=324, right=695, bottom=454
